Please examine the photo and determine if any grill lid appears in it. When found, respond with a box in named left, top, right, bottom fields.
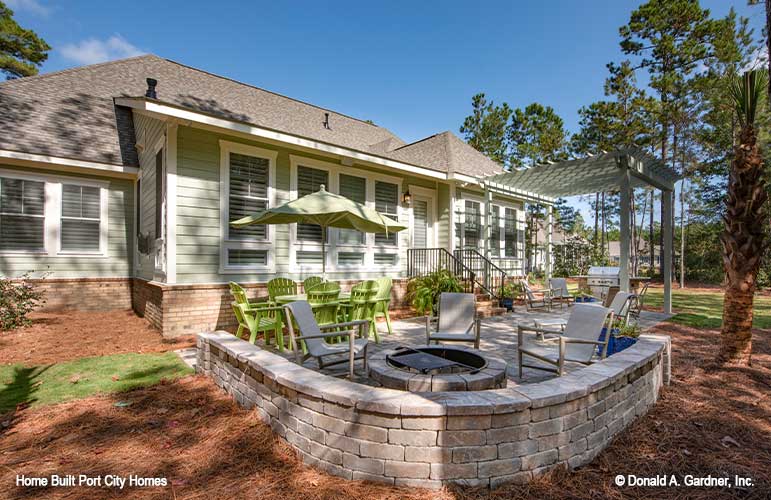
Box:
left=587, top=266, right=620, bottom=276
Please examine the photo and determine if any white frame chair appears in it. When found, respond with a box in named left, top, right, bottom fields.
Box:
left=520, top=279, right=559, bottom=311
left=426, top=292, right=481, bottom=349
left=548, top=277, right=575, bottom=308
left=283, top=301, right=369, bottom=379
left=518, top=304, right=615, bottom=377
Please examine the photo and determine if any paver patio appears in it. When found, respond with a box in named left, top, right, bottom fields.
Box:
left=274, top=307, right=672, bottom=385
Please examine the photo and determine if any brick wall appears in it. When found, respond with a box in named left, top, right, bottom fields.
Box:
left=22, top=278, right=133, bottom=312
left=197, top=331, right=669, bottom=489
left=130, top=278, right=412, bottom=338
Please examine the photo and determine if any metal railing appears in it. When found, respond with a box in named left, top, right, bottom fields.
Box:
left=406, top=248, right=477, bottom=294
left=453, top=249, right=515, bottom=298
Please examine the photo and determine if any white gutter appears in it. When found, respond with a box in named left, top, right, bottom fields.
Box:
left=0, top=149, right=138, bottom=178
left=115, top=98, right=448, bottom=181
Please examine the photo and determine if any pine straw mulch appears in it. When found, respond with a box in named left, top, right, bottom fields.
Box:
left=0, top=310, right=195, bottom=366
left=0, top=325, right=769, bottom=498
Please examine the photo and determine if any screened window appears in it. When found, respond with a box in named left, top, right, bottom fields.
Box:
left=504, top=207, right=517, bottom=257
left=338, top=174, right=366, bottom=245
left=0, top=177, right=45, bottom=251
left=374, top=181, right=398, bottom=246
left=228, top=248, right=267, bottom=266
left=374, top=253, right=397, bottom=266
left=61, top=184, right=101, bottom=252
left=228, top=152, right=269, bottom=242
left=464, top=200, right=481, bottom=249
left=296, top=166, right=328, bottom=243
left=490, top=205, right=500, bottom=257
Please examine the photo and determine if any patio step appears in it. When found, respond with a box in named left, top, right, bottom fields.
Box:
left=475, top=299, right=507, bottom=318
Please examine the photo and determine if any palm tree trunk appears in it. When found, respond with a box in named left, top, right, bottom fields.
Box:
left=719, top=124, right=767, bottom=365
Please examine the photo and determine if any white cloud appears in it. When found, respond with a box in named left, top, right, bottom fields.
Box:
left=60, top=35, right=144, bottom=65
left=6, top=0, right=51, bottom=16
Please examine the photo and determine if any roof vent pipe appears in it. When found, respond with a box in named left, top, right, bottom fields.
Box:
left=323, top=112, right=330, bottom=129
left=145, top=78, right=158, bottom=99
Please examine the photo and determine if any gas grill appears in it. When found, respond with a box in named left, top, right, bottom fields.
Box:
left=585, top=266, right=620, bottom=298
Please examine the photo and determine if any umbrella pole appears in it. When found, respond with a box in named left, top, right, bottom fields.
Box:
left=321, top=225, right=326, bottom=280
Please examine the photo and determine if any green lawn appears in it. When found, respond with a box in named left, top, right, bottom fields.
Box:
left=0, top=352, right=193, bottom=413
left=645, top=287, right=771, bottom=329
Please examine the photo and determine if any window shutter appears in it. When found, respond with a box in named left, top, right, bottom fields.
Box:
left=505, top=208, right=517, bottom=257
left=338, top=174, right=366, bottom=245
left=296, top=166, right=328, bottom=242
left=490, top=206, right=500, bottom=256
left=0, top=177, right=45, bottom=251
left=228, top=153, right=269, bottom=241
left=374, top=181, right=398, bottom=245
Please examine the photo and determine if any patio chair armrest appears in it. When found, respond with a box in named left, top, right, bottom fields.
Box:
left=244, top=304, right=284, bottom=312
left=319, top=320, right=368, bottom=330
left=560, top=338, right=605, bottom=346
left=517, top=324, right=560, bottom=336
left=296, top=331, right=353, bottom=341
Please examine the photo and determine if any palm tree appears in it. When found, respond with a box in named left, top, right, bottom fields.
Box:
left=718, top=69, right=768, bottom=365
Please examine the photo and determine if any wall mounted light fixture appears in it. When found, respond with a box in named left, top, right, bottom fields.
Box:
left=402, top=190, right=412, bottom=207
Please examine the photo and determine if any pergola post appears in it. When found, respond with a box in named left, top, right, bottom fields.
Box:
left=545, top=204, right=553, bottom=281
left=662, top=189, right=673, bottom=314
left=483, top=186, right=491, bottom=260
left=619, top=170, right=631, bottom=292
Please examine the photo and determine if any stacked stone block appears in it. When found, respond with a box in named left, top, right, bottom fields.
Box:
left=196, top=331, right=668, bottom=489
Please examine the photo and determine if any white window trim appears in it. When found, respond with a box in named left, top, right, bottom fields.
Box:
left=219, top=140, right=277, bottom=274
left=0, top=168, right=109, bottom=257
left=288, top=154, right=403, bottom=274
left=152, top=134, right=166, bottom=276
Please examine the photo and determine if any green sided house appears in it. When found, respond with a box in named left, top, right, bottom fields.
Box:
left=0, top=55, right=551, bottom=336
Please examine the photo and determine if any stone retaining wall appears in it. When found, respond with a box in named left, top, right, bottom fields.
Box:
left=196, top=331, right=669, bottom=489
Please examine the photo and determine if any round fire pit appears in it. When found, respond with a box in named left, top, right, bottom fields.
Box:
left=368, top=346, right=507, bottom=392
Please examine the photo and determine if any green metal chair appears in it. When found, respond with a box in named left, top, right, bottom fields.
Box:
left=340, top=280, right=379, bottom=342
left=372, top=276, right=394, bottom=335
left=267, top=277, right=298, bottom=304
left=303, top=276, right=324, bottom=293
left=229, top=282, right=286, bottom=350
left=307, top=281, right=341, bottom=326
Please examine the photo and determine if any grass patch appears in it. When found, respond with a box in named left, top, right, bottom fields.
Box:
left=0, top=352, right=193, bottom=412
left=645, top=287, right=771, bottom=329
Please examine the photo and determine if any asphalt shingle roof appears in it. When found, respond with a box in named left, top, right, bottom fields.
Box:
left=0, top=55, right=503, bottom=179
left=386, top=131, right=504, bottom=177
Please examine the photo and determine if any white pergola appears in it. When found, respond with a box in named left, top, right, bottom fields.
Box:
left=478, top=149, right=680, bottom=314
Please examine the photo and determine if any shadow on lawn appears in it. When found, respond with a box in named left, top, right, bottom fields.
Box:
left=0, top=365, right=51, bottom=432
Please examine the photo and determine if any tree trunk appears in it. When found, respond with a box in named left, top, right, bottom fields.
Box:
left=718, top=124, right=767, bottom=365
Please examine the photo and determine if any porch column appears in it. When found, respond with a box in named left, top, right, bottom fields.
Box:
left=545, top=204, right=553, bottom=281
left=662, top=189, right=673, bottom=314
left=619, top=171, right=631, bottom=292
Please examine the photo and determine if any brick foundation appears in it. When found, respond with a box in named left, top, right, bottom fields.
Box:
left=130, top=278, right=412, bottom=338
left=24, top=277, right=133, bottom=312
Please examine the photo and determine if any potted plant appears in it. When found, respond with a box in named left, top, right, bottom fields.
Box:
left=598, top=322, right=641, bottom=356
left=497, top=283, right=516, bottom=311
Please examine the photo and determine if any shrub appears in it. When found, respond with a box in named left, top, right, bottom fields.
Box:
left=406, top=268, right=463, bottom=315
left=0, top=272, right=46, bottom=331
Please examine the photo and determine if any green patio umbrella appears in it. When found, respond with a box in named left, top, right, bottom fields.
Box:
left=230, top=185, right=408, bottom=277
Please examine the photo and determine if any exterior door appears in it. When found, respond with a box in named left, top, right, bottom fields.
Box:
left=412, top=197, right=433, bottom=248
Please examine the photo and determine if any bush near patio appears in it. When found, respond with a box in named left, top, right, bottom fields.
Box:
left=0, top=272, right=46, bottom=331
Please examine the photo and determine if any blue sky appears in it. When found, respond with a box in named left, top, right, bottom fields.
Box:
left=7, top=0, right=766, bottom=223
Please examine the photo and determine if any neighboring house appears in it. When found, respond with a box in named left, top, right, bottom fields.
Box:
left=0, top=55, right=528, bottom=336
left=608, top=240, right=662, bottom=269
left=528, top=221, right=577, bottom=273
